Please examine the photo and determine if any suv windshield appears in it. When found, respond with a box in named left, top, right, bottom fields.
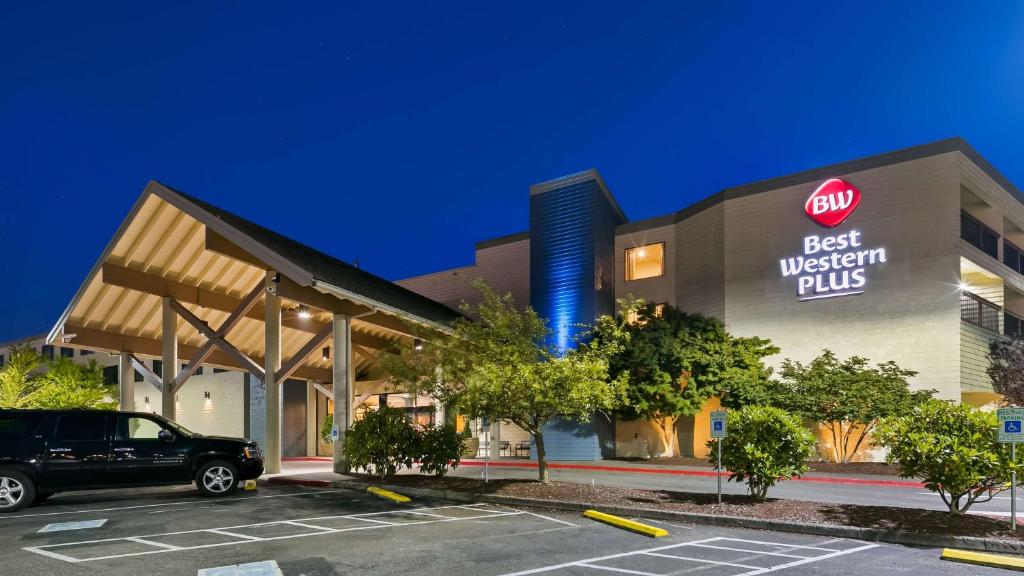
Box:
left=155, top=416, right=196, bottom=438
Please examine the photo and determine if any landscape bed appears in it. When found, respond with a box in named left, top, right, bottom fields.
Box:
left=348, top=473, right=1021, bottom=542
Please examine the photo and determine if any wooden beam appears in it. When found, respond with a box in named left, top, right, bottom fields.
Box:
left=312, top=382, right=333, bottom=400
left=100, top=262, right=395, bottom=349
left=169, top=299, right=265, bottom=380
left=127, top=353, right=162, bottom=392
left=276, top=323, right=333, bottom=383
left=175, top=282, right=265, bottom=391
left=64, top=324, right=331, bottom=382
left=206, top=229, right=427, bottom=339
left=205, top=228, right=266, bottom=269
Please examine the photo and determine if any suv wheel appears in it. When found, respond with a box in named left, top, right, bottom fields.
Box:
left=0, top=470, right=35, bottom=513
left=196, top=461, right=239, bottom=497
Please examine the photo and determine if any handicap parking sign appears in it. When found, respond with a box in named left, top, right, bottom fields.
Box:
left=710, top=411, right=727, bottom=439
left=998, top=408, right=1024, bottom=443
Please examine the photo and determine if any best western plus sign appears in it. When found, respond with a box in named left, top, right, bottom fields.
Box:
left=781, top=178, right=887, bottom=301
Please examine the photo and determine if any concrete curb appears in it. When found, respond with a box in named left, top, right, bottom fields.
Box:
left=269, top=476, right=1024, bottom=554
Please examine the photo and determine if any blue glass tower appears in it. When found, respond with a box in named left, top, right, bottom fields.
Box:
left=529, top=170, right=626, bottom=459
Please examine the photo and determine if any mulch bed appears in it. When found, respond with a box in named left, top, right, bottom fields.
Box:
left=614, top=456, right=901, bottom=477
left=351, top=473, right=1021, bottom=541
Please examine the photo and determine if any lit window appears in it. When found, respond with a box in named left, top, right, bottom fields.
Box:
left=626, top=303, right=666, bottom=325
left=625, top=243, right=665, bottom=281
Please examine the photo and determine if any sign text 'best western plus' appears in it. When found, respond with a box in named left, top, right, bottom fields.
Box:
left=779, top=178, right=888, bottom=301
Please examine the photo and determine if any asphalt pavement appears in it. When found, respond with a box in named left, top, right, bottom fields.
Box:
left=0, top=482, right=1014, bottom=575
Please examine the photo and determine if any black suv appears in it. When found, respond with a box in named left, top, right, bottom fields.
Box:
left=0, top=409, right=263, bottom=512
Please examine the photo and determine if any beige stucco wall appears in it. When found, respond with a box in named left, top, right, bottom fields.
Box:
left=134, top=370, right=246, bottom=437
left=397, top=237, right=530, bottom=310
left=720, top=153, right=963, bottom=400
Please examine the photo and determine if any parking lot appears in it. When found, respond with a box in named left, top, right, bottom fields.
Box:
left=0, top=483, right=1012, bottom=575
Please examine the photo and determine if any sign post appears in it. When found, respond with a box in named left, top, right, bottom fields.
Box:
left=710, top=411, right=727, bottom=505
left=481, top=418, right=491, bottom=483
left=997, top=407, right=1024, bottom=532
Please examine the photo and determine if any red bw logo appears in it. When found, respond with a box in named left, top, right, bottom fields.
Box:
left=804, top=178, right=861, bottom=228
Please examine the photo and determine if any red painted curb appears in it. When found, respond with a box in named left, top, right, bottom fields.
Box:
left=268, top=476, right=332, bottom=487
left=457, top=460, right=924, bottom=489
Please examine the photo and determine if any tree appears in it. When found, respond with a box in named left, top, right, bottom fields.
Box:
left=607, top=301, right=778, bottom=456
left=344, top=406, right=419, bottom=478
left=877, top=399, right=1021, bottom=514
left=709, top=405, right=815, bottom=501
left=33, top=357, right=117, bottom=409
left=382, top=281, right=629, bottom=483
left=988, top=338, right=1024, bottom=406
left=0, top=346, right=116, bottom=410
left=0, top=346, right=44, bottom=408
left=773, top=350, right=931, bottom=463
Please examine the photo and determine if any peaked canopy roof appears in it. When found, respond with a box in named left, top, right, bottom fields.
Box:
left=49, top=180, right=459, bottom=382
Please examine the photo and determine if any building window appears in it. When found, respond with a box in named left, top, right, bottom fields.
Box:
left=1006, top=312, right=1024, bottom=339
left=134, top=369, right=143, bottom=383
left=80, top=349, right=94, bottom=356
left=0, top=354, right=5, bottom=367
left=961, top=212, right=999, bottom=259
left=1006, top=240, right=1024, bottom=275
left=626, top=303, right=666, bottom=325
left=213, top=368, right=228, bottom=374
left=961, top=291, right=1000, bottom=332
left=153, top=359, right=162, bottom=377
left=60, top=347, right=74, bottom=358
left=41, top=345, right=54, bottom=360
left=625, top=243, right=666, bottom=281
left=103, top=365, right=119, bottom=386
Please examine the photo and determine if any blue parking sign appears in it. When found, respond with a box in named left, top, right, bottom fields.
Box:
left=998, top=408, right=1024, bottom=443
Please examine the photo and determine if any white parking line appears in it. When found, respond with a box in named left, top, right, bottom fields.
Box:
left=2, top=489, right=345, bottom=519
left=496, top=536, right=879, bottom=576
left=23, top=503, right=536, bottom=563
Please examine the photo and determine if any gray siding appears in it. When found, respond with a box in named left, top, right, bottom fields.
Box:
left=961, top=321, right=996, bottom=392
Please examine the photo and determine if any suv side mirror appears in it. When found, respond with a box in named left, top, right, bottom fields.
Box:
left=158, top=429, right=174, bottom=443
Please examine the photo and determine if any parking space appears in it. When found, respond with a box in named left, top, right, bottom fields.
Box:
left=0, top=483, right=1016, bottom=576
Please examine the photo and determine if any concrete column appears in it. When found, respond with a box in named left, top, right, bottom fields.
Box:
left=118, top=352, right=134, bottom=412
left=492, top=420, right=502, bottom=458
left=305, top=380, right=317, bottom=457
left=264, top=289, right=282, bottom=474
left=332, top=314, right=353, bottom=473
left=161, top=297, right=177, bottom=421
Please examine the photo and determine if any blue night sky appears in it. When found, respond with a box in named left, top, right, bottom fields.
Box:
left=1, top=2, right=1022, bottom=342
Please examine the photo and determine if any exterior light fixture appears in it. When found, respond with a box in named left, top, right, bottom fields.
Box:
left=144, top=396, right=149, bottom=404
left=297, top=305, right=312, bottom=320
left=204, top=391, right=211, bottom=400
left=322, top=346, right=330, bottom=361
left=413, top=338, right=423, bottom=351
left=958, top=281, right=971, bottom=291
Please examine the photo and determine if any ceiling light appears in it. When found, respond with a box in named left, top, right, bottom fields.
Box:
left=297, top=305, right=312, bottom=320
left=414, top=338, right=423, bottom=351
left=322, top=346, right=330, bottom=361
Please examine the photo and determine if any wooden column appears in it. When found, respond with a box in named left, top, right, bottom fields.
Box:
left=118, top=352, right=134, bottom=412
left=161, top=297, right=177, bottom=420
left=264, top=286, right=282, bottom=474
left=332, top=314, right=353, bottom=473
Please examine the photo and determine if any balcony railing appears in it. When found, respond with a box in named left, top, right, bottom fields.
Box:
left=961, top=291, right=1000, bottom=332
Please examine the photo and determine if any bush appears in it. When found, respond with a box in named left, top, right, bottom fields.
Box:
left=708, top=405, right=814, bottom=501
left=341, top=407, right=466, bottom=478
left=344, top=407, right=419, bottom=478
left=320, top=412, right=334, bottom=444
left=417, top=423, right=466, bottom=477
left=876, top=399, right=1020, bottom=514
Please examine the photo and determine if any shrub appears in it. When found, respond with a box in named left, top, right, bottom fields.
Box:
left=417, top=423, right=466, bottom=477
left=708, top=405, right=814, bottom=501
left=344, top=407, right=418, bottom=478
left=320, top=412, right=334, bottom=444
left=876, top=399, right=1020, bottom=514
